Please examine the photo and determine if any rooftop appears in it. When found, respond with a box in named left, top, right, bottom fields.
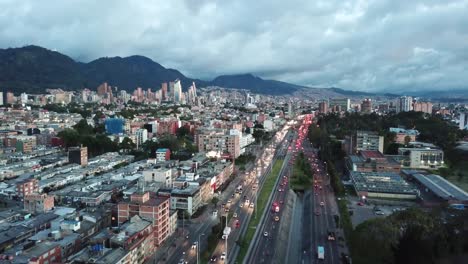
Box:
left=360, top=150, right=385, bottom=160
left=350, top=171, right=418, bottom=195
left=411, top=173, right=468, bottom=202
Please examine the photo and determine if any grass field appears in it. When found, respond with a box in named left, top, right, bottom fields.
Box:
left=236, top=159, right=284, bottom=263
left=444, top=161, right=468, bottom=192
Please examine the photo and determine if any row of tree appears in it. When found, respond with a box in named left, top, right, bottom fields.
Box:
left=351, top=208, right=468, bottom=264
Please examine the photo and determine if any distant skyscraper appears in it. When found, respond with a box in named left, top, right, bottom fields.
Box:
left=173, top=79, right=182, bottom=103
left=329, top=98, right=350, bottom=112
left=169, top=81, right=175, bottom=101
left=413, top=101, right=433, bottom=114
left=161, top=82, right=168, bottom=101
left=0, top=92, right=3, bottom=106
left=318, top=101, right=329, bottom=114
left=397, top=96, right=413, bottom=112
left=361, top=98, right=372, bottom=113
left=460, top=113, right=468, bottom=130
left=97, top=82, right=109, bottom=95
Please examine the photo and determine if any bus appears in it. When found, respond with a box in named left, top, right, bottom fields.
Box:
left=318, top=246, right=324, bottom=260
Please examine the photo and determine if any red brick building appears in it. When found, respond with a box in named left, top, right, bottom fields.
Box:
left=24, top=194, right=55, bottom=213
left=16, top=178, right=39, bottom=197
left=117, top=192, right=170, bottom=246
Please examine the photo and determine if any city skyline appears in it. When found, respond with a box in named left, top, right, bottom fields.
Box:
left=1, top=0, right=467, bottom=92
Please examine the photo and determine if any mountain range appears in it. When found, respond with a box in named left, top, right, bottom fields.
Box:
left=1, top=45, right=467, bottom=99
left=0, top=45, right=307, bottom=95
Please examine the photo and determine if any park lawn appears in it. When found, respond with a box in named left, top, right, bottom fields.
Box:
left=444, top=161, right=468, bottom=192
left=236, top=159, right=284, bottom=263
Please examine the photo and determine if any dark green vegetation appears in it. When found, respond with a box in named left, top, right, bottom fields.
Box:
left=1, top=45, right=308, bottom=95
left=58, top=119, right=196, bottom=159
left=235, top=153, right=256, bottom=166
left=201, top=216, right=228, bottom=262
left=0, top=45, right=205, bottom=93
left=236, top=159, right=283, bottom=263
left=290, top=152, right=314, bottom=191
left=58, top=119, right=119, bottom=157
left=351, top=208, right=468, bottom=264
left=313, top=112, right=467, bottom=167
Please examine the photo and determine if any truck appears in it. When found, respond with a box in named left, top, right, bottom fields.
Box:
left=318, top=246, right=324, bottom=260
left=222, top=227, right=231, bottom=239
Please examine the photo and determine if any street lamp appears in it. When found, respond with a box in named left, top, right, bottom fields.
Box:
left=197, top=233, right=205, bottom=264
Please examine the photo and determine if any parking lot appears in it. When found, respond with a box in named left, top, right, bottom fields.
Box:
left=346, top=196, right=413, bottom=227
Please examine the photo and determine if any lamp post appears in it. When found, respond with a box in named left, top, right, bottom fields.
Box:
left=197, top=233, right=205, bottom=264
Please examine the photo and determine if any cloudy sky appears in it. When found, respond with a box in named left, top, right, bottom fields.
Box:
left=1, top=0, right=467, bottom=92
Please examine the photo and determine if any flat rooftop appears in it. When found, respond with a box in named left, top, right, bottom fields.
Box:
left=350, top=171, right=418, bottom=195
left=412, top=174, right=468, bottom=202
left=360, top=150, right=385, bottom=160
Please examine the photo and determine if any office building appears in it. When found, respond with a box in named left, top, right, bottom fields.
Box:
left=173, top=79, right=183, bottom=103
left=398, top=147, right=444, bottom=169
left=170, top=185, right=202, bottom=216
left=389, top=127, right=419, bottom=144
left=155, top=148, right=171, bottom=162
left=68, top=146, right=88, bottom=166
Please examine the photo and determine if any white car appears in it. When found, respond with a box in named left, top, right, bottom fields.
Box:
left=191, top=242, right=198, bottom=249
left=320, top=202, right=324, bottom=207
left=233, top=213, right=238, bottom=218
left=220, top=252, right=226, bottom=260
left=227, top=199, right=232, bottom=203
left=263, top=231, right=269, bottom=237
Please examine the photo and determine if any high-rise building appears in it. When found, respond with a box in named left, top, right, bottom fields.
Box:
left=97, top=82, right=109, bottom=95
left=397, top=96, right=413, bottom=112
left=413, top=101, right=433, bottom=114
left=329, top=98, right=350, bottom=112
left=361, top=98, right=372, bottom=113
left=460, top=112, right=468, bottom=130
left=169, top=81, right=175, bottom=101
left=318, top=101, right=329, bottom=114
left=161, top=82, right=168, bottom=101
left=0, top=92, right=3, bottom=106
left=135, top=129, right=148, bottom=147
left=68, top=146, right=88, bottom=166
left=173, top=79, right=183, bottom=103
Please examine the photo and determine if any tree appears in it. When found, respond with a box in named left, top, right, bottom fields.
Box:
left=57, top=128, right=80, bottom=148
left=176, top=126, right=191, bottom=138
left=404, top=135, right=411, bottom=146
left=119, top=137, right=136, bottom=152
left=211, top=197, right=219, bottom=206
left=73, top=119, right=94, bottom=135
left=244, top=127, right=251, bottom=134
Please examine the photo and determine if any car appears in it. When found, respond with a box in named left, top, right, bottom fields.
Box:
left=274, top=216, right=280, bottom=221
left=220, top=252, right=226, bottom=260
left=233, top=213, right=238, bottom=218
left=357, top=202, right=364, bottom=206
left=227, top=199, right=232, bottom=203
left=191, top=242, right=198, bottom=249
left=240, top=203, right=244, bottom=208
left=250, top=202, right=254, bottom=208
left=212, top=210, right=218, bottom=216
left=210, top=255, right=218, bottom=262
left=278, top=188, right=283, bottom=192
left=279, top=200, right=284, bottom=204
left=320, top=202, right=325, bottom=207
left=178, top=259, right=188, bottom=264
left=224, top=208, right=229, bottom=212
left=375, top=210, right=385, bottom=215
left=264, top=231, right=269, bottom=237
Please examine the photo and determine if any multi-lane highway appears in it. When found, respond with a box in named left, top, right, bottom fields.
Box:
left=209, top=127, right=293, bottom=263
left=301, top=140, right=341, bottom=264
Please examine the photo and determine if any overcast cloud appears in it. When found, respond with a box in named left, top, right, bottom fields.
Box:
left=1, top=0, right=467, bottom=92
